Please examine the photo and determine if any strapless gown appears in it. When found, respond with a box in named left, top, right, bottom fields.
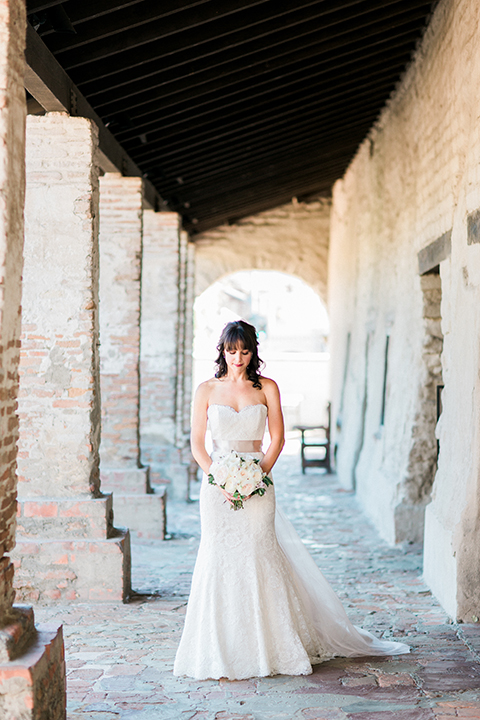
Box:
left=173, top=404, right=409, bottom=680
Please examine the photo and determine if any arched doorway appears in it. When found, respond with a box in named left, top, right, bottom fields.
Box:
left=194, top=199, right=331, bottom=306
left=193, top=270, right=330, bottom=439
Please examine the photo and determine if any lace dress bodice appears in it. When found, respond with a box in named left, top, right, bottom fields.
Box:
left=208, top=403, right=267, bottom=458
left=173, top=404, right=409, bottom=681
left=207, top=403, right=267, bottom=442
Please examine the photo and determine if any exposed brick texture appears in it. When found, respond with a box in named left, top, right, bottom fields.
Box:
left=98, top=176, right=167, bottom=537
left=182, top=240, right=195, bottom=439
left=99, top=173, right=143, bottom=469
left=0, top=0, right=27, bottom=620
left=0, top=623, right=66, bottom=720
left=140, top=211, right=195, bottom=500
left=328, top=0, right=480, bottom=620
left=18, top=114, right=102, bottom=499
left=13, top=113, right=130, bottom=606
left=0, top=2, right=66, bottom=717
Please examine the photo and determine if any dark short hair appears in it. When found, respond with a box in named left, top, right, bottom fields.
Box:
left=214, top=320, right=264, bottom=388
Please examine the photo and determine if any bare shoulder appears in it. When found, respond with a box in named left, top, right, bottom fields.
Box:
left=260, top=376, right=281, bottom=401
left=195, top=378, right=215, bottom=400
left=194, top=377, right=222, bottom=402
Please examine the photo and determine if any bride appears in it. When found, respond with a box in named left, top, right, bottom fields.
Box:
left=173, top=320, right=409, bottom=681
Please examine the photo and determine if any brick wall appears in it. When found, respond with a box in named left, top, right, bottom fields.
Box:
left=182, top=241, right=196, bottom=438
left=99, top=173, right=143, bottom=468
left=140, top=211, right=193, bottom=498
left=328, top=0, right=480, bottom=620
left=0, top=0, right=27, bottom=620
left=0, top=2, right=66, bottom=716
left=14, top=113, right=130, bottom=606
left=18, top=114, right=101, bottom=498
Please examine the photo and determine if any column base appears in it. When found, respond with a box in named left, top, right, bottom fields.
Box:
left=100, top=467, right=150, bottom=494
left=0, top=607, right=65, bottom=719
left=13, top=495, right=131, bottom=603
left=146, top=447, right=194, bottom=501
left=100, top=466, right=166, bottom=538
left=12, top=531, right=131, bottom=604
left=110, top=488, right=167, bottom=539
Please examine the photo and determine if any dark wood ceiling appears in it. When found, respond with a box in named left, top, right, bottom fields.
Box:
left=27, top=0, right=438, bottom=234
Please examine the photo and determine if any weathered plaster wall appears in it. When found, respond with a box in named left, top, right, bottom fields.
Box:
left=195, top=199, right=330, bottom=302
left=328, top=0, right=480, bottom=619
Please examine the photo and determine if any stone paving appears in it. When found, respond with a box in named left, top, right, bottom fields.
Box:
left=34, top=453, right=480, bottom=719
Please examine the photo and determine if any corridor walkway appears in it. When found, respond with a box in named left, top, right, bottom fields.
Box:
left=35, top=455, right=480, bottom=720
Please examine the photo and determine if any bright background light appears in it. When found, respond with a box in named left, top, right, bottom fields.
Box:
left=193, top=270, right=330, bottom=436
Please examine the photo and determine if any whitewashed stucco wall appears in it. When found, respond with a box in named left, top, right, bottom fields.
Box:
left=328, top=0, right=480, bottom=620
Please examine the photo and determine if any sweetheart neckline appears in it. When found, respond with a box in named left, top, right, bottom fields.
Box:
left=208, top=403, right=267, bottom=414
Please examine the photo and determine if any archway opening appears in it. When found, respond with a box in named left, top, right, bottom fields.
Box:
left=193, top=270, right=330, bottom=455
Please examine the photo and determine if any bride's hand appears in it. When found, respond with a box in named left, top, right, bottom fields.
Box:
left=220, top=488, right=235, bottom=503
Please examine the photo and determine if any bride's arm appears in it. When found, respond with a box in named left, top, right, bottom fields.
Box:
left=190, top=383, right=213, bottom=475
left=261, top=379, right=285, bottom=475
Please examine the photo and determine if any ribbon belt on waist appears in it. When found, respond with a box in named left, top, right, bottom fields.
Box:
left=212, top=440, right=263, bottom=453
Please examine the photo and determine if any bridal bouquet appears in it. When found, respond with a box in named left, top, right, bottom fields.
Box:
left=208, top=451, right=273, bottom=511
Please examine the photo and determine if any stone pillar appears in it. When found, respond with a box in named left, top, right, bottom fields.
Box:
left=13, top=114, right=130, bottom=604
left=140, top=212, right=195, bottom=500
left=98, top=174, right=165, bottom=538
left=183, top=240, right=196, bottom=440
left=0, top=1, right=66, bottom=716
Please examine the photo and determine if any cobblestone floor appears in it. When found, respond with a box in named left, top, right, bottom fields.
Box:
left=35, top=454, right=480, bottom=719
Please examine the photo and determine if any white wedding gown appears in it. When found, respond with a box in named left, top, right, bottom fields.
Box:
left=173, top=404, right=409, bottom=680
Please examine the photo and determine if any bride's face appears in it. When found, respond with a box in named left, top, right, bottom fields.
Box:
left=224, top=343, right=253, bottom=374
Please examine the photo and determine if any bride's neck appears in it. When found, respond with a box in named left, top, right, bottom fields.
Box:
left=225, top=370, right=249, bottom=383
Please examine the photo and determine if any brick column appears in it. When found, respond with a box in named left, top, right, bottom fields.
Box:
left=98, top=174, right=165, bottom=538
left=140, top=212, right=195, bottom=500
left=13, top=114, right=130, bottom=604
left=183, top=240, right=196, bottom=441
left=0, top=2, right=66, bottom=716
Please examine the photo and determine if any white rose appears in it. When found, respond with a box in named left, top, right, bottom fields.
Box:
left=224, top=477, right=237, bottom=494
left=239, top=480, right=254, bottom=496
left=214, top=465, right=229, bottom=485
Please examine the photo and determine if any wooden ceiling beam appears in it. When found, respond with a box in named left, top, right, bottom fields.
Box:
left=138, top=98, right=381, bottom=176
left=165, top=143, right=364, bottom=213
left=58, top=0, right=431, bottom=78
left=156, top=118, right=376, bottom=201
left=43, top=0, right=275, bottom=52
left=53, top=0, right=212, bottom=26
left=151, top=126, right=375, bottom=203
left=95, top=42, right=411, bottom=119
left=122, top=71, right=396, bottom=165
left=125, top=98, right=390, bottom=177
left=27, top=1, right=66, bottom=12
left=80, top=16, right=420, bottom=100
left=53, top=0, right=329, bottom=65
